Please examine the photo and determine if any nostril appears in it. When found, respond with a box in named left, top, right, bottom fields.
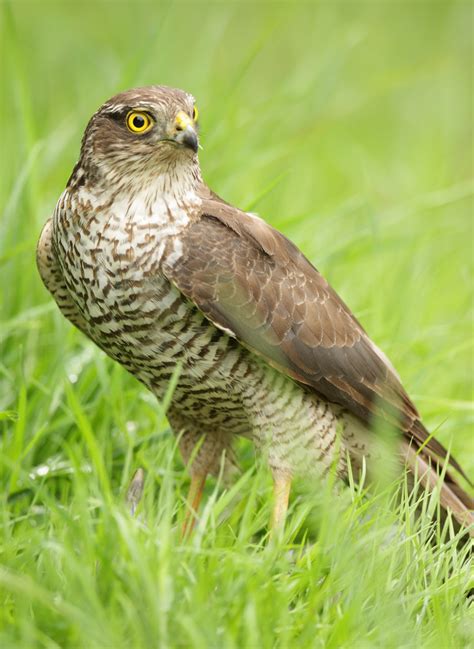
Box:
left=175, top=124, right=183, bottom=132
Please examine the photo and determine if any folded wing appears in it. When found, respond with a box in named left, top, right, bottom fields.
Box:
left=163, top=191, right=469, bottom=484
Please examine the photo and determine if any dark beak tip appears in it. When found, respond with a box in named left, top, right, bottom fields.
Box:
left=182, top=130, right=199, bottom=153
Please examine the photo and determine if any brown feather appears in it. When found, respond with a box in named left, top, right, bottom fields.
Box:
left=163, top=189, right=472, bottom=491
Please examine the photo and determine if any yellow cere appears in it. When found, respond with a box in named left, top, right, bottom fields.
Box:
left=126, top=111, right=153, bottom=133
left=175, top=110, right=195, bottom=131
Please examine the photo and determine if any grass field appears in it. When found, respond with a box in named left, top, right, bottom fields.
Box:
left=1, top=1, right=473, bottom=647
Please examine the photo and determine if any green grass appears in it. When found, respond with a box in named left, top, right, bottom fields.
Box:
left=1, top=1, right=473, bottom=647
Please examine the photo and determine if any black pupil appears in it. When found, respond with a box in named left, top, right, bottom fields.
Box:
left=133, top=115, right=145, bottom=129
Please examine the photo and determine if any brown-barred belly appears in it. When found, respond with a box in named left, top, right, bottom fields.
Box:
left=52, top=200, right=358, bottom=479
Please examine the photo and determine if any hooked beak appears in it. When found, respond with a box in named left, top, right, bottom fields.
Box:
left=171, top=110, right=199, bottom=153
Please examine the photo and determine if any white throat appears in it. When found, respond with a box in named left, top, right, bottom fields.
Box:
left=74, top=156, right=203, bottom=230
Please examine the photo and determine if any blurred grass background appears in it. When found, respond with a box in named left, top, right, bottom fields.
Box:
left=1, top=1, right=473, bottom=648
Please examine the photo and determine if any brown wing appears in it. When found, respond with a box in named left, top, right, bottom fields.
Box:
left=163, top=190, right=468, bottom=480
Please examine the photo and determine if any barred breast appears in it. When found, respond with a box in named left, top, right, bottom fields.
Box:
left=51, top=187, right=354, bottom=479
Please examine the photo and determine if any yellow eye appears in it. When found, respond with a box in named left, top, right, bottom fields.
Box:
left=126, top=111, right=153, bottom=133
left=192, top=105, right=199, bottom=121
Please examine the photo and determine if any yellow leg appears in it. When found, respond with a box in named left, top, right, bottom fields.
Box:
left=271, top=471, right=292, bottom=536
left=181, top=472, right=207, bottom=540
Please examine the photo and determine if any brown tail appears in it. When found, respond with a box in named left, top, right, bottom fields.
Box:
left=402, top=440, right=474, bottom=536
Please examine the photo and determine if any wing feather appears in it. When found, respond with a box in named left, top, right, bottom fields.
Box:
left=162, top=192, right=469, bottom=482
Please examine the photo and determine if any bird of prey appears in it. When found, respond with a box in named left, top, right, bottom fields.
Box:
left=37, top=85, right=473, bottom=537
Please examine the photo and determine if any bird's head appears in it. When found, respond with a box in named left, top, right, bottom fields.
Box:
left=72, top=86, right=201, bottom=192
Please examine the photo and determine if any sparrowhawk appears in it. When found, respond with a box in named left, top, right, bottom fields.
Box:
left=37, top=86, right=473, bottom=536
